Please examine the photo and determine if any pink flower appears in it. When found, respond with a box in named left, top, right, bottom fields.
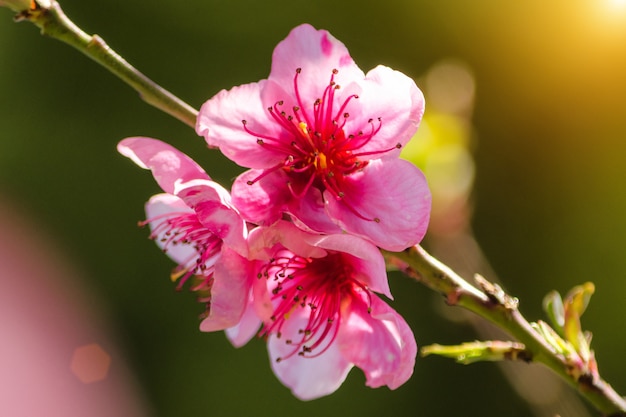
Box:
left=196, top=23, right=431, bottom=251
left=247, top=220, right=417, bottom=400
left=118, top=137, right=251, bottom=332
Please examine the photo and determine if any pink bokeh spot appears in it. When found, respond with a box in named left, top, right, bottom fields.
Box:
left=0, top=199, right=149, bottom=417
left=70, top=344, right=112, bottom=384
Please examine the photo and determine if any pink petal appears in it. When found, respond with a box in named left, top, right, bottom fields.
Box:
left=268, top=24, right=364, bottom=111
left=285, top=185, right=342, bottom=235
left=326, top=158, right=431, bottom=251
left=267, top=308, right=353, bottom=400
left=144, top=194, right=196, bottom=266
left=225, top=293, right=262, bottom=348
left=199, top=246, right=251, bottom=332
left=341, top=65, right=425, bottom=159
left=250, top=264, right=275, bottom=321
left=338, top=293, right=417, bottom=390
left=118, top=137, right=210, bottom=194
left=231, top=169, right=290, bottom=226
left=247, top=221, right=326, bottom=261
left=196, top=81, right=287, bottom=169
left=175, top=180, right=248, bottom=257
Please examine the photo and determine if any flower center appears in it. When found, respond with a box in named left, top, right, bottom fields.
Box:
left=258, top=250, right=371, bottom=361
left=242, top=68, right=401, bottom=221
left=141, top=212, right=222, bottom=318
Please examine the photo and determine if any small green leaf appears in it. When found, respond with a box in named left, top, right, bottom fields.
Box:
left=563, top=282, right=595, bottom=353
left=543, top=290, right=565, bottom=332
left=565, top=282, right=595, bottom=318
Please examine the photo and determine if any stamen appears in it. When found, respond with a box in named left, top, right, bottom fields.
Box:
left=258, top=251, right=373, bottom=361
left=352, top=143, right=402, bottom=158
left=142, top=211, right=224, bottom=319
left=287, top=171, right=316, bottom=199
left=293, top=68, right=312, bottom=127
left=246, top=156, right=299, bottom=186
left=240, top=68, right=394, bottom=224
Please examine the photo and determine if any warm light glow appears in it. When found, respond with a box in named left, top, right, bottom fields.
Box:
left=587, top=0, right=626, bottom=35
left=605, top=0, right=626, bottom=15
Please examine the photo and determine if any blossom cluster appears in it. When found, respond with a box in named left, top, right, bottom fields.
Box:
left=119, top=24, right=431, bottom=400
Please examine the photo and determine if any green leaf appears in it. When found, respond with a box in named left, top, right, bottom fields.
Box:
left=421, top=341, right=528, bottom=365
left=543, top=290, right=565, bottom=333
left=563, top=282, right=595, bottom=357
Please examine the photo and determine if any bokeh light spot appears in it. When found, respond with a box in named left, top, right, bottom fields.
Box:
left=70, top=343, right=111, bottom=384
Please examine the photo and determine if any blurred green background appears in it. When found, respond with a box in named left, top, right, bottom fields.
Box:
left=2, top=0, right=626, bottom=416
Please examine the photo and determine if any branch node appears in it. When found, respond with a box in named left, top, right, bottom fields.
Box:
left=475, top=273, right=519, bottom=310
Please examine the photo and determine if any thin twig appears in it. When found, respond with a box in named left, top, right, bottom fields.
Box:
left=15, top=0, right=198, bottom=128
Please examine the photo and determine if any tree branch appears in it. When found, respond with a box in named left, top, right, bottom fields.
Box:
left=14, top=0, right=198, bottom=128
left=383, top=245, right=626, bottom=416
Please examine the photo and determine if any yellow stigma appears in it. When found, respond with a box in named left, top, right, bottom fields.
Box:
left=316, top=152, right=328, bottom=170
left=170, top=267, right=189, bottom=282
left=298, top=122, right=309, bottom=136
